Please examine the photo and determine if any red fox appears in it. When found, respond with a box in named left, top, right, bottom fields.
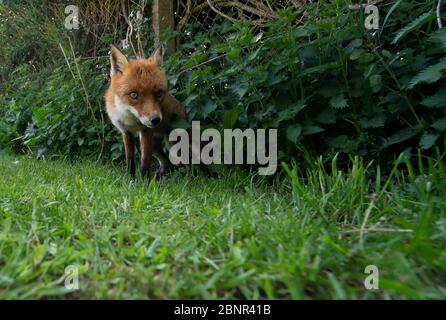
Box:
left=104, top=45, right=186, bottom=179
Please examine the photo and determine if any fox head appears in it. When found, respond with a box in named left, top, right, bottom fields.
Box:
left=108, top=45, right=167, bottom=128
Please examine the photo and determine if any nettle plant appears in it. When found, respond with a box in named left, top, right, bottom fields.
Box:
left=1, top=57, right=120, bottom=160
left=1, top=0, right=444, bottom=169
left=165, top=1, right=446, bottom=166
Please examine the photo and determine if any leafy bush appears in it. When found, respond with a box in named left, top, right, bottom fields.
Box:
left=0, top=0, right=126, bottom=160
left=0, top=1, right=71, bottom=83
left=0, top=0, right=445, bottom=169
left=165, top=0, right=446, bottom=166
left=0, top=56, right=122, bottom=159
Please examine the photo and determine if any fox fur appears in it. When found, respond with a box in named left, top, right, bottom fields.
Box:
left=104, top=45, right=186, bottom=179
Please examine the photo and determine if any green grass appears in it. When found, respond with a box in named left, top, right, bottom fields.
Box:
left=0, top=153, right=445, bottom=299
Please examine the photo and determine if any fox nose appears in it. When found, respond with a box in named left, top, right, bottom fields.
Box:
left=149, top=115, right=161, bottom=126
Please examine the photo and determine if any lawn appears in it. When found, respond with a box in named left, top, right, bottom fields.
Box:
left=0, top=153, right=445, bottom=299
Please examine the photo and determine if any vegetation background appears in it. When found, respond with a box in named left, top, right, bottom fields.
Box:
left=0, top=0, right=445, bottom=167
left=0, top=0, right=445, bottom=299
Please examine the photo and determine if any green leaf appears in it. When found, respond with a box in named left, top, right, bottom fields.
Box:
left=303, top=125, right=324, bottom=136
left=170, top=116, right=191, bottom=130
left=369, top=74, right=383, bottom=93
left=32, top=245, right=46, bottom=265
left=269, top=72, right=288, bottom=86
left=230, top=82, right=249, bottom=99
left=327, top=135, right=350, bottom=149
left=31, top=106, right=47, bottom=126
left=300, top=62, right=339, bottom=76
left=392, top=10, right=434, bottom=44
left=202, top=100, right=218, bottom=118
left=223, top=107, right=240, bottom=129
left=350, top=48, right=364, bottom=60
left=187, top=52, right=208, bottom=67
left=295, top=27, right=311, bottom=37
left=380, top=279, right=421, bottom=299
left=359, top=53, right=375, bottom=64
left=381, top=0, right=403, bottom=31
left=183, top=93, right=199, bottom=107
left=316, top=108, right=337, bottom=124
left=271, top=100, right=306, bottom=127
left=432, top=117, right=446, bottom=131
left=350, top=39, right=363, bottom=48
left=409, top=58, right=446, bottom=89
left=329, top=92, right=349, bottom=109
left=419, top=133, right=439, bottom=150
left=286, top=125, right=302, bottom=143
left=248, top=47, right=261, bottom=61
left=227, top=48, right=241, bottom=60
left=359, top=113, right=386, bottom=128
left=381, top=50, right=392, bottom=58
left=383, top=126, right=423, bottom=148
left=317, top=82, right=342, bottom=98
left=420, top=90, right=446, bottom=108
left=428, top=28, right=446, bottom=48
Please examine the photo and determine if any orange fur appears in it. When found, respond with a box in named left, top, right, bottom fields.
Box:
left=104, top=45, right=186, bottom=179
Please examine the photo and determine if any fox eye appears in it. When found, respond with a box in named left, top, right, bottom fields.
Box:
left=129, top=92, right=139, bottom=99
left=155, top=90, right=164, bottom=99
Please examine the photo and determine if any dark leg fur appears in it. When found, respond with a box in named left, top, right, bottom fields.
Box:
left=123, top=132, right=136, bottom=178
left=140, top=130, right=154, bottom=180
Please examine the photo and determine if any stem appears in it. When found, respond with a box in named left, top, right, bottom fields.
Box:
left=374, top=52, right=422, bottom=125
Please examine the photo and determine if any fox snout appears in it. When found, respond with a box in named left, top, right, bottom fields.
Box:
left=140, top=113, right=162, bottom=128
left=138, top=102, right=163, bottom=128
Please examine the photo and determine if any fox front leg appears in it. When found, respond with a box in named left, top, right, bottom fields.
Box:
left=140, top=129, right=154, bottom=180
left=122, top=132, right=136, bottom=178
left=153, top=141, right=171, bottom=181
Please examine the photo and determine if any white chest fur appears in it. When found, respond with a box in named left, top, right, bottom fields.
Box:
left=110, top=95, right=144, bottom=134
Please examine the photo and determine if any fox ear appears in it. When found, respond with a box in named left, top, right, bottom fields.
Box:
left=110, top=45, right=128, bottom=75
left=150, top=45, right=163, bottom=66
